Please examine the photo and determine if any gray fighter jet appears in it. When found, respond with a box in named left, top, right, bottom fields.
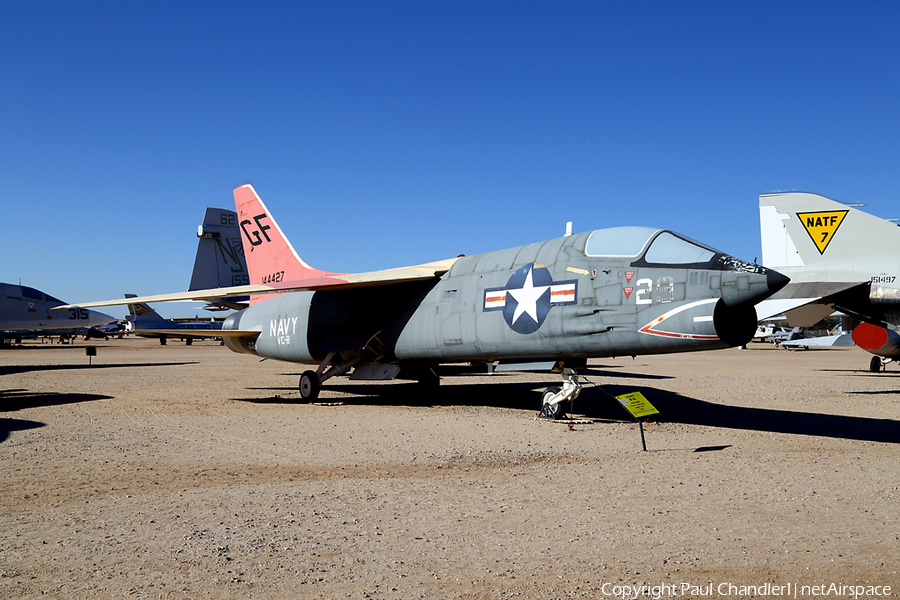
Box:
left=758, top=192, right=900, bottom=371
left=64, top=184, right=788, bottom=416
left=1, top=282, right=114, bottom=345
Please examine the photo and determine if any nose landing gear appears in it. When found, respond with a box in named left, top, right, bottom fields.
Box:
left=538, top=368, right=583, bottom=420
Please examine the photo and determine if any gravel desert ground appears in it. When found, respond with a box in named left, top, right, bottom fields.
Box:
left=1, top=337, right=898, bottom=599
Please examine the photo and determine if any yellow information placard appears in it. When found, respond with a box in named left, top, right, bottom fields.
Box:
left=615, top=392, right=659, bottom=419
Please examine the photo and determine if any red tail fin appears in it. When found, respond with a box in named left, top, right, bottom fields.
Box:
left=233, top=185, right=336, bottom=299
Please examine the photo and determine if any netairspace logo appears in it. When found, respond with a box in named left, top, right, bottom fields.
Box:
left=599, top=582, right=893, bottom=600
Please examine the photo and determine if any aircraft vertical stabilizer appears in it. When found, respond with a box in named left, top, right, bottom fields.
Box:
left=125, top=294, right=166, bottom=322
left=190, top=208, right=249, bottom=291
left=760, top=192, right=900, bottom=269
left=189, top=207, right=250, bottom=311
left=758, top=191, right=900, bottom=370
left=233, top=185, right=340, bottom=303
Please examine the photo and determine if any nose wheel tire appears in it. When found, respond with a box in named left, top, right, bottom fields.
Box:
left=299, top=370, right=321, bottom=401
left=870, top=356, right=883, bottom=373
left=540, top=386, right=567, bottom=420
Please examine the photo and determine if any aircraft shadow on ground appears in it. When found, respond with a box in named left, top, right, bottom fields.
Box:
left=0, top=390, right=112, bottom=444
left=820, top=368, right=900, bottom=376
left=236, top=376, right=899, bottom=444
left=583, top=384, right=900, bottom=444
left=1, top=343, right=114, bottom=351
left=0, top=362, right=198, bottom=376
left=1, top=390, right=115, bottom=412
left=574, top=367, right=673, bottom=381
left=238, top=366, right=672, bottom=407
left=0, top=417, right=45, bottom=443
left=236, top=379, right=551, bottom=410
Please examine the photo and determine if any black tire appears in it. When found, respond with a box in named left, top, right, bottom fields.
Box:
left=299, top=370, right=321, bottom=401
left=541, top=386, right=567, bottom=420
left=870, top=356, right=883, bottom=373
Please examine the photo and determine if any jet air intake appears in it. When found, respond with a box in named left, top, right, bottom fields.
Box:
left=713, top=300, right=758, bottom=347
left=713, top=260, right=788, bottom=347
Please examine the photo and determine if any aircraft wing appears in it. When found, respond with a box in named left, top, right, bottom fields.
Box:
left=781, top=332, right=855, bottom=348
left=58, top=258, right=459, bottom=309
left=130, top=328, right=259, bottom=337
left=755, top=298, right=837, bottom=326
left=755, top=281, right=873, bottom=327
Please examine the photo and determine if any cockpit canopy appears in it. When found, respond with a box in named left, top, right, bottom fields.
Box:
left=584, top=226, right=719, bottom=265
left=1, top=284, right=62, bottom=304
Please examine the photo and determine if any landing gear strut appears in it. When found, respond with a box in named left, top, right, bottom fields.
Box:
left=296, top=333, right=385, bottom=401
left=538, top=368, right=583, bottom=420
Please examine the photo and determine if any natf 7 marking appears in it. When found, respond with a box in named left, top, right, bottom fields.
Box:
left=796, top=210, right=848, bottom=254
left=270, top=316, right=298, bottom=345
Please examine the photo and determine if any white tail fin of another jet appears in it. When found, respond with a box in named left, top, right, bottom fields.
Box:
left=760, top=192, right=900, bottom=269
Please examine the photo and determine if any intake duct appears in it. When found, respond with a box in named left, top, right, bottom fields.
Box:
left=713, top=299, right=758, bottom=347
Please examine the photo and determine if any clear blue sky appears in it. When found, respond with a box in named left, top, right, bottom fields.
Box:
left=2, top=1, right=899, bottom=318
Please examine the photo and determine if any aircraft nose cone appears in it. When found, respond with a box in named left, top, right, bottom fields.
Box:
left=767, top=269, right=790, bottom=295
left=719, top=261, right=790, bottom=307
left=713, top=266, right=789, bottom=346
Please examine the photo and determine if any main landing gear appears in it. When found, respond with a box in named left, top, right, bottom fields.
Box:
left=297, top=351, right=363, bottom=401
left=299, top=370, right=320, bottom=399
left=870, top=356, right=893, bottom=372
left=538, top=368, right=583, bottom=420
left=296, top=333, right=387, bottom=401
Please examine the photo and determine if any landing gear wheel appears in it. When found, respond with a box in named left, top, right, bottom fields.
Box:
left=540, top=386, right=567, bottom=420
left=870, top=356, right=883, bottom=373
left=299, top=370, right=321, bottom=401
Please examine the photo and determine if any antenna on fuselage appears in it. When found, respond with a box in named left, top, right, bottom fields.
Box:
left=565, top=221, right=573, bottom=237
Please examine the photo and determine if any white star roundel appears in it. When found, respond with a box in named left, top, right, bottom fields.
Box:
left=483, top=263, right=577, bottom=334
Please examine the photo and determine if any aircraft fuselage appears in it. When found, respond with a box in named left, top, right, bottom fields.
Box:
left=224, top=229, right=783, bottom=366
left=1, top=283, right=113, bottom=333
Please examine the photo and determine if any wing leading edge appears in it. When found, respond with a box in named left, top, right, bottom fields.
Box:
left=58, top=258, right=459, bottom=310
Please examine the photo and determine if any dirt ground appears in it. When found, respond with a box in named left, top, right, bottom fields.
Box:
left=1, top=336, right=898, bottom=599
